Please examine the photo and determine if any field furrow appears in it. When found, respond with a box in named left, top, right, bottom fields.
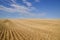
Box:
left=0, top=19, right=60, bottom=40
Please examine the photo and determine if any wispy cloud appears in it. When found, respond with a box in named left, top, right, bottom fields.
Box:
left=22, top=0, right=32, bottom=7
left=25, top=2, right=32, bottom=7
left=11, top=0, right=16, bottom=4
left=0, top=4, right=36, bottom=15
left=35, top=0, right=40, bottom=2
left=0, top=0, right=46, bottom=18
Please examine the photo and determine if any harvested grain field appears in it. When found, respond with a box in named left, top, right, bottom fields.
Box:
left=0, top=19, right=60, bottom=40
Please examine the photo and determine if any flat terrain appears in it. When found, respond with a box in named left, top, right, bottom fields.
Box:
left=0, top=19, right=60, bottom=40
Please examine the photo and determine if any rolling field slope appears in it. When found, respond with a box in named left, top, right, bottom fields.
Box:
left=0, top=19, right=60, bottom=40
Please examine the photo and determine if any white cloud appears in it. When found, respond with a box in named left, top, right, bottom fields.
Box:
left=22, top=0, right=32, bottom=7
left=22, top=0, right=27, bottom=2
left=0, top=4, right=46, bottom=17
left=25, top=2, right=32, bottom=7
left=11, top=0, right=16, bottom=4
left=0, top=6, right=15, bottom=12
left=35, top=0, right=40, bottom=2
left=38, top=13, right=46, bottom=16
left=0, top=0, right=46, bottom=18
left=0, top=4, right=35, bottom=15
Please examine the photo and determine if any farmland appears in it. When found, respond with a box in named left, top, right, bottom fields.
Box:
left=0, top=19, right=60, bottom=40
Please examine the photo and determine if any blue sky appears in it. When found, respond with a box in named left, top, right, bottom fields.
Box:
left=0, top=0, right=60, bottom=19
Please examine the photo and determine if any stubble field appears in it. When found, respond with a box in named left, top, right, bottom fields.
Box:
left=0, top=19, right=60, bottom=40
